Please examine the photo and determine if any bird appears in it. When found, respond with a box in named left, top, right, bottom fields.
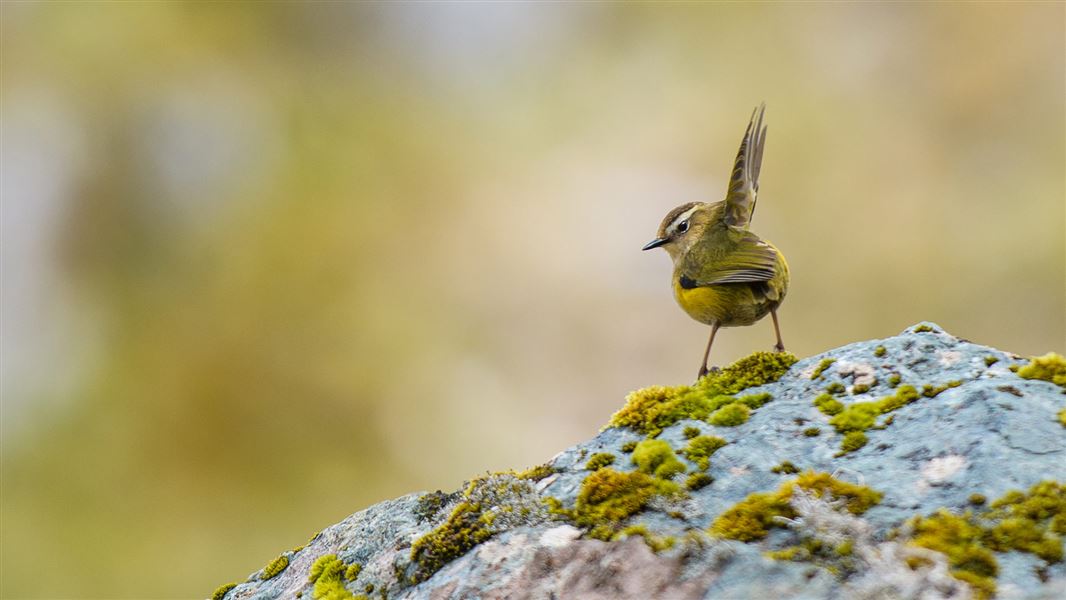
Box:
left=642, top=104, right=789, bottom=379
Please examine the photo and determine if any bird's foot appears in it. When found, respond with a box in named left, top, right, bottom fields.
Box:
left=773, top=343, right=786, bottom=353
left=697, top=365, right=721, bottom=380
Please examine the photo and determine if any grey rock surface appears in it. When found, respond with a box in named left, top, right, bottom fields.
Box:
left=217, top=323, right=1065, bottom=600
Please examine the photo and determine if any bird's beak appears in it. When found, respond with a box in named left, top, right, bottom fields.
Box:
left=642, top=237, right=668, bottom=251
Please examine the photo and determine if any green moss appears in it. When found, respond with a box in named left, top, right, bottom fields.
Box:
left=904, top=482, right=1066, bottom=598
left=620, top=440, right=638, bottom=453
left=908, top=511, right=998, bottom=598
left=822, top=385, right=918, bottom=452
left=308, top=555, right=356, bottom=600
left=824, top=382, right=846, bottom=395
left=569, top=468, right=682, bottom=539
left=874, top=346, right=886, bottom=357
left=681, top=435, right=727, bottom=471
left=617, top=524, right=676, bottom=552
left=888, top=373, right=901, bottom=387
left=344, top=564, right=361, bottom=581
left=913, top=324, right=935, bottom=333
left=585, top=453, right=616, bottom=471
left=1018, top=352, right=1066, bottom=388
left=771, top=461, right=800, bottom=475
left=813, top=393, right=843, bottom=416
left=921, top=381, right=962, bottom=398
left=708, top=402, right=750, bottom=426
left=829, top=402, right=880, bottom=432
left=710, top=472, right=881, bottom=541
left=838, top=431, right=868, bottom=454
left=632, top=440, right=686, bottom=479
left=983, top=481, right=1066, bottom=561
left=969, top=493, right=987, bottom=506
left=698, top=351, right=797, bottom=393
left=737, top=392, right=773, bottom=409
left=364, top=583, right=374, bottom=594
left=710, top=490, right=791, bottom=541
left=409, top=500, right=492, bottom=584
left=810, top=358, right=835, bottom=380
left=802, top=427, right=821, bottom=437
left=876, top=385, right=920, bottom=412
left=262, top=554, right=290, bottom=580
left=851, top=383, right=871, bottom=394
left=211, top=583, right=237, bottom=600
left=609, top=352, right=795, bottom=435
left=682, top=426, right=701, bottom=439
left=984, top=356, right=999, bottom=367
left=514, top=464, right=556, bottom=481
left=686, top=472, right=713, bottom=491
left=1059, top=409, right=1066, bottom=428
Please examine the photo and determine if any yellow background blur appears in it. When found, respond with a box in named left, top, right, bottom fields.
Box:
left=2, top=3, right=1063, bottom=598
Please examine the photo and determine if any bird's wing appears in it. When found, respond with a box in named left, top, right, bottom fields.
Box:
left=679, top=231, right=778, bottom=288
left=722, top=104, right=767, bottom=229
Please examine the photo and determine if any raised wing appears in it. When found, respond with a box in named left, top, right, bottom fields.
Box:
left=722, top=104, right=767, bottom=229
left=678, top=230, right=779, bottom=288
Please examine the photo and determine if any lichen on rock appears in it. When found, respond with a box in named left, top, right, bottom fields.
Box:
left=209, top=323, right=1066, bottom=600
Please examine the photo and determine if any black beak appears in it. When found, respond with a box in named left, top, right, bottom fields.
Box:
left=642, top=237, right=668, bottom=251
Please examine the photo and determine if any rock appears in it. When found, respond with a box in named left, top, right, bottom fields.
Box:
left=214, top=323, right=1066, bottom=600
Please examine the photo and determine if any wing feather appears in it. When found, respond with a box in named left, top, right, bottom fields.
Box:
left=723, top=104, right=768, bottom=228
left=679, top=231, right=779, bottom=287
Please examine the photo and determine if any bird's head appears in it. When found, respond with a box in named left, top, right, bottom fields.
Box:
left=642, top=201, right=711, bottom=260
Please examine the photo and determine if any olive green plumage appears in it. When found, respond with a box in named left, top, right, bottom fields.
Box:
left=643, top=105, right=790, bottom=378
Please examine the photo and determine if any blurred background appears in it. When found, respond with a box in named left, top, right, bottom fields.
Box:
left=2, top=2, right=1063, bottom=597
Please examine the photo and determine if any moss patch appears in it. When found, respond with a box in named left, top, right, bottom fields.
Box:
left=710, top=472, right=881, bottom=542
left=409, top=475, right=545, bottom=584
left=906, top=481, right=1066, bottom=599
left=585, top=453, right=615, bottom=471
left=823, top=385, right=920, bottom=454
left=514, top=464, right=556, bottom=481
left=810, top=358, right=835, bottom=380
left=261, top=554, right=289, bottom=580
left=609, top=351, right=796, bottom=435
left=211, top=583, right=237, bottom=600
left=681, top=435, right=727, bottom=471
left=1018, top=352, right=1066, bottom=389
left=813, top=394, right=843, bottom=416
left=344, top=564, right=361, bottom=582
left=802, top=427, right=821, bottom=437
left=838, top=431, right=868, bottom=454
left=617, top=524, right=676, bottom=552
left=682, top=426, right=701, bottom=439
left=686, top=472, right=714, bottom=491
left=632, top=440, right=686, bottom=479
left=874, top=345, right=886, bottom=357
left=409, top=501, right=492, bottom=584
left=824, top=382, right=846, bottom=395
left=1059, top=409, right=1066, bottom=428
left=771, top=461, right=800, bottom=475
left=308, top=554, right=356, bottom=600
left=566, top=468, right=682, bottom=540
left=708, top=402, right=750, bottom=427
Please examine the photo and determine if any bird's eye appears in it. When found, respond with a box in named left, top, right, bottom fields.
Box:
left=677, top=220, right=689, bottom=234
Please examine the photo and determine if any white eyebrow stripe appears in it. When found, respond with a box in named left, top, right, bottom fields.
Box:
left=668, top=206, right=701, bottom=232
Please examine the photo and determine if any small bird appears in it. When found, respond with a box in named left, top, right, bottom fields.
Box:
left=643, top=105, right=789, bottom=379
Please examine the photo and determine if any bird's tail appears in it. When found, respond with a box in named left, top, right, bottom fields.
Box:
left=723, top=104, right=767, bottom=228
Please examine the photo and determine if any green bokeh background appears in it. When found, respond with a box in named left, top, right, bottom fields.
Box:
left=2, top=3, right=1063, bottom=598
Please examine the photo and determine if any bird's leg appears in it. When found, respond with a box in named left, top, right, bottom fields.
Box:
left=771, top=309, right=785, bottom=352
left=698, top=323, right=721, bottom=379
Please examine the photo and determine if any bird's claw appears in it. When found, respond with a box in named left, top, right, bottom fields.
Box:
left=697, top=365, right=721, bottom=380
